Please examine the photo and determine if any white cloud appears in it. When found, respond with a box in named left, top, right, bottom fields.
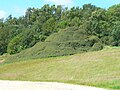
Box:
left=14, top=6, right=26, bottom=15
left=0, top=10, right=6, bottom=19
left=45, top=0, right=73, bottom=6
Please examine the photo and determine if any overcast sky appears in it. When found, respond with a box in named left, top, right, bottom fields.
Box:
left=0, top=0, right=120, bottom=19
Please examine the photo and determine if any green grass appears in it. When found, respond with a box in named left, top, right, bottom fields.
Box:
left=7, top=27, right=103, bottom=62
left=0, top=47, right=120, bottom=89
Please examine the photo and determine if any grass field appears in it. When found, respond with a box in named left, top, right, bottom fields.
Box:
left=0, top=47, right=120, bottom=90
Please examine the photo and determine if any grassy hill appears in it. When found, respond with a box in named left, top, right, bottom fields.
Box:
left=0, top=47, right=120, bottom=89
left=6, top=27, right=103, bottom=63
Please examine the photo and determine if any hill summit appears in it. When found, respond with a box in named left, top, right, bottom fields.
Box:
left=7, top=27, right=103, bottom=62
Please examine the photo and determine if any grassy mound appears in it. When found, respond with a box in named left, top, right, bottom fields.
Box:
left=6, top=27, right=103, bottom=62
left=0, top=47, right=120, bottom=89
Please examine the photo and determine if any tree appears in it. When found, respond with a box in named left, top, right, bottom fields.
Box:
left=1, top=3, right=120, bottom=55
left=0, top=28, right=9, bottom=54
left=42, top=17, right=56, bottom=36
left=107, top=4, right=120, bottom=23
left=112, top=21, right=120, bottom=46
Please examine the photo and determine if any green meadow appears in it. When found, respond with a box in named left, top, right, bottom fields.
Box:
left=0, top=47, right=120, bottom=90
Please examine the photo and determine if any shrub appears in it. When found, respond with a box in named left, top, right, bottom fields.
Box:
left=91, top=42, right=104, bottom=51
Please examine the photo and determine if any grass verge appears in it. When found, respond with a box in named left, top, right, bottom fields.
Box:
left=0, top=47, right=120, bottom=89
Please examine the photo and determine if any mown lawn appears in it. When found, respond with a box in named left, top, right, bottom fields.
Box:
left=0, top=47, right=120, bottom=90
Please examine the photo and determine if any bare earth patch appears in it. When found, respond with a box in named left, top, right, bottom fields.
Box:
left=0, top=60, right=4, bottom=63
left=0, top=80, right=106, bottom=90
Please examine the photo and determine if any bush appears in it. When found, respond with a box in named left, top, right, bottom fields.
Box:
left=91, top=42, right=104, bottom=51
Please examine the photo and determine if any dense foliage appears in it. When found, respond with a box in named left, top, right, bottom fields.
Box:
left=0, top=4, right=120, bottom=57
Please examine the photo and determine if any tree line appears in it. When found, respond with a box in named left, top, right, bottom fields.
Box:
left=0, top=4, right=120, bottom=55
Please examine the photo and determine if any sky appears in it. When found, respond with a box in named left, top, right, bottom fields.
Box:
left=0, top=0, right=120, bottom=19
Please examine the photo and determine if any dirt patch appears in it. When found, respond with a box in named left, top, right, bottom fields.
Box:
left=1, top=73, right=20, bottom=78
left=0, top=60, right=5, bottom=63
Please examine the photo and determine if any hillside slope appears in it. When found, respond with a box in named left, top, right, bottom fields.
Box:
left=0, top=47, right=120, bottom=89
left=6, top=27, right=103, bottom=62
